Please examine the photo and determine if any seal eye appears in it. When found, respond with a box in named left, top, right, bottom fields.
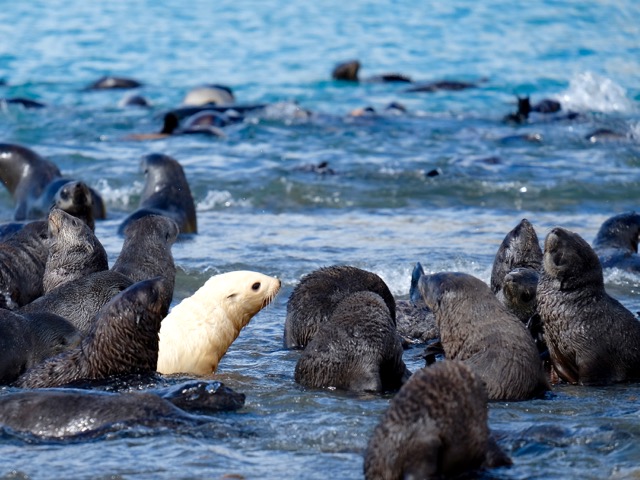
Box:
left=251, top=282, right=261, bottom=291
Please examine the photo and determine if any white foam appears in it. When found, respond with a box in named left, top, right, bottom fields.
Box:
left=93, top=179, right=142, bottom=207
left=558, top=72, right=636, bottom=113
left=197, top=190, right=253, bottom=211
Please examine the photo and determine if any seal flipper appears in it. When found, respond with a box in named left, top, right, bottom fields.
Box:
left=409, top=262, right=426, bottom=306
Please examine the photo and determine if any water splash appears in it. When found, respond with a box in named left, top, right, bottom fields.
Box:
left=558, top=72, right=636, bottom=113
left=197, top=190, right=253, bottom=211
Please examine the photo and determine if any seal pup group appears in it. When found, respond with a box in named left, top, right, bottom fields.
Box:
left=0, top=310, right=80, bottom=384
left=0, top=380, right=244, bottom=439
left=364, top=360, right=511, bottom=479
left=284, top=265, right=396, bottom=349
left=118, top=153, right=197, bottom=235
left=157, top=270, right=281, bottom=376
left=0, top=143, right=106, bottom=221
left=15, top=276, right=172, bottom=389
left=0, top=220, right=49, bottom=309
left=537, top=227, right=640, bottom=385
left=294, top=290, right=410, bottom=393
left=43, top=208, right=109, bottom=294
left=416, top=271, right=549, bottom=400
left=592, top=211, right=640, bottom=272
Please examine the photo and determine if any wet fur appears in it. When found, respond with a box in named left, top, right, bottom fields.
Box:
left=15, top=277, right=171, bottom=389
left=592, top=211, right=640, bottom=272
left=284, top=265, right=396, bottom=349
left=538, top=227, right=640, bottom=385
left=417, top=272, right=549, bottom=400
left=294, top=291, right=410, bottom=393
left=364, top=361, right=511, bottom=479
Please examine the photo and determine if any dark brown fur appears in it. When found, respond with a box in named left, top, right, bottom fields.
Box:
left=43, top=208, right=108, bottom=293
left=284, top=265, right=396, bottom=349
left=294, top=291, right=409, bottom=393
left=364, top=361, right=511, bottom=480
left=592, top=211, right=640, bottom=272
left=0, top=220, right=49, bottom=309
left=538, top=227, right=640, bottom=385
left=417, top=272, right=549, bottom=400
left=15, top=277, right=171, bottom=389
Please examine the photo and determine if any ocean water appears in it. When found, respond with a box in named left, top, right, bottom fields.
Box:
left=1, top=0, right=640, bottom=478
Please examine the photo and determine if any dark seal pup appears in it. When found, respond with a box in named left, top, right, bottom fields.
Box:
left=592, top=211, right=640, bottom=273
left=43, top=208, right=109, bottom=294
left=395, top=262, right=438, bottom=346
left=53, top=180, right=98, bottom=231
left=0, top=220, right=49, bottom=309
left=364, top=360, right=511, bottom=480
left=0, top=143, right=106, bottom=221
left=416, top=272, right=549, bottom=400
left=490, top=218, right=543, bottom=323
left=118, top=153, right=197, bottom=235
left=537, top=227, right=640, bottom=385
left=0, top=310, right=80, bottom=385
left=284, top=265, right=396, bottom=349
left=331, top=59, right=412, bottom=83
left=0, top=380, right=244, bottom=439
left=20, top=270, right=134, bottom=335
left=294, top=291, right=410, bottom=393
left=15, top=276, right=171, bottom=389
left=113, top=214, right=179, bottom=290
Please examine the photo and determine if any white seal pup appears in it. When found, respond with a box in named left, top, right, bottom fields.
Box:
left=157, top=270, right=281, bottom=376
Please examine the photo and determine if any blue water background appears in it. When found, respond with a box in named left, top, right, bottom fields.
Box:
left=1, top=1, right=640, bottom=478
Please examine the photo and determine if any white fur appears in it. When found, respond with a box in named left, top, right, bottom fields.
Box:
left=157, top=270, right=280, bottom=375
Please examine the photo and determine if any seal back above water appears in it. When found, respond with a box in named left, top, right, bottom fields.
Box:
left=294, top=290, right=410, bottom=393
left=364, top=360, right=511, bottom=479
left=284, top=265, right=396, bottom=349
left=416, top=271, right=549, bottom=400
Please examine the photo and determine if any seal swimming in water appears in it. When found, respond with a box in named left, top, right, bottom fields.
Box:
left=84, top=76, right=142, bottom=90
left=364, top=360, right=512, bottom=480
left=15, top=276, right=171, bottom=389
left=157, top=270, right=281, bottom=376
left=182, top=84, right=235, bottom=106
left=284, top=265, right=396, bottom=349
left=537, top=227, right=640, bottom=385
left=43, top=208, right=109, bottom=294
left=294, top=290, right=410, bottom=393
left=0, top=220, right=49, bottom=309
left=331, top=59, right=412, bottom=83
left=0, top=380, right=245, bottom=439
left=118, top=153, right=197, bottom=235
left=112, top=215, right=179, bottom=292
left=592, top=211, right=640, bottom=273
left=0, top=143, right=106, bottom=221
left=415, top=271, right=549, bottom=400
left=0, top=310, right=80, bottom=385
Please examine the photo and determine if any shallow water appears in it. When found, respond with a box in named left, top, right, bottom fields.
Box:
left=1, top=0, right=640, bottom=478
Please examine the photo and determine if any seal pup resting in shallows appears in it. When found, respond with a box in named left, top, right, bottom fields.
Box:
left=0, top=310, right=80, bottom=385
left=284, top=265, right=396, bottom=349
left=537, top=227, right=640, bottom=385
left=15, top=276, right=171, bottom=389
left=415, top=271, right=549, bottom=401
left=0, top=380, right=245, bottom=439
left=294, top=290, right=410, bottom=393
left=118, top=153, right=197, bottom=235
left=0, top=220, right=49, bottom=309
left=592, top=211, right=640, bottom=273
left=157, top=270, right=281, bottom=376
left=0, top=142, right=106, bottom=221
left=364, top=360, right=512, bottom=480
left=43, top=208, right=109, bottom=294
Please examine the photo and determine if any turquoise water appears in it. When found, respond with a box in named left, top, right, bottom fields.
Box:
left=1, top=1, right=640, bottom=478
